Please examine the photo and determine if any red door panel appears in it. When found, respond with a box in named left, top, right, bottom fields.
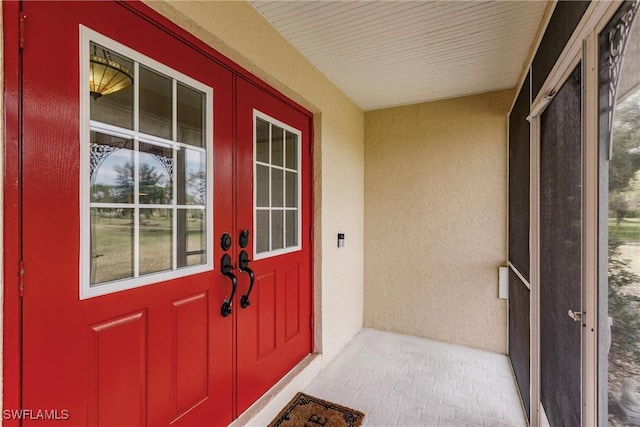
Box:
left=20, top=2, right=233, bottom=425
left=256, top=272, right=278, bottom=358
left=172, top=293, right=209, bottom=416
left=235, top=78, right=313, bottom=413
left=89, top=312, right=147, bottom=427
left=284, top=266, right=302, bottom=341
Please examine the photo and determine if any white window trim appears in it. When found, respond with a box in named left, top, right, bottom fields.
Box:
left=253, top=109, right=303, bottom=261
left=79, top=25, right=214, bottom=300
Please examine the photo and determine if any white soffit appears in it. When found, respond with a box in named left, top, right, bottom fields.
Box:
left=250, top=1, right=547, bottom=111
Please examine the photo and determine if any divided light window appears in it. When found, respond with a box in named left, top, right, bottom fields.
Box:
left=254, top=111, right=302, bottom=259
left=80, top=27, right=213, bottom=299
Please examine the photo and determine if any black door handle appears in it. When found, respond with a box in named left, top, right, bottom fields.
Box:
left=220, top=253, right=237, bottom=317
left=239, top=250, right=255, bottom=309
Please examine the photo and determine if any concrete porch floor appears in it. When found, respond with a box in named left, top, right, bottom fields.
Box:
left=302, top=329, right=527, bottom=427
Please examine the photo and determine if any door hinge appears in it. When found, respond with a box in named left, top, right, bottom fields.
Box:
left=309, top=315, right=313, bottom=330
left=18, top=260, right=25, bottom=297
left=19, top=13, right=27, bottom=50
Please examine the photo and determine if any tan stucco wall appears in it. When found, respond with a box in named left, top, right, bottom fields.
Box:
left=364, top=90, right=513, bottom=353
left=143, top=1, right=365, bottom=361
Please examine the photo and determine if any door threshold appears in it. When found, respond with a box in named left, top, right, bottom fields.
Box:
left=230, top=353, right=323, bottom=426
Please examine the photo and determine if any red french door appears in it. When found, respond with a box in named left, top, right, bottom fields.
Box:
left=12, top=1, right=313, bottom=425
left=19, top=2, right=234, bottom=425
left=235, top=79, right=313, bottom=414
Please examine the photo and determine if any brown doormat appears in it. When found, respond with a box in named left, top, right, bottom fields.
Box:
left=268, top=392, right=365, bottom=427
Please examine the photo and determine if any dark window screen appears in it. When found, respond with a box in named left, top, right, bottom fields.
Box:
left=509, top=73, right=531, bottom=280
left=539, top=64, right=582, bottom=427
left=508, top=268, right=530, bottom=421
left=532, top=1, right=590, bottom=99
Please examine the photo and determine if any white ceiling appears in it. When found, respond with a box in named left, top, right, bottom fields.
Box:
left=250, top=1, right=548, bottom=111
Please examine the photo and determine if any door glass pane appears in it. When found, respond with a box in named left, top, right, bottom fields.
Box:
left=182, top=208, right=206, bottom=267
left=272, top=210, right=284, bottom=250
left=89, top=42, right=134, bottom=129
left=256, top=118, right=269, bottom=163
left=139, top=208, right=173, bottom=275
left=139, top=143, right=172, bottom=205
left=257, top=165, right=270, bottom=208
left=272, top=169, right=284, bottom=207
left=139, top=66, right=172, bottom=139
left=600, top=4, right=640, bottom=425
left=176, top=148, right=206, bottom=206
left=90, top=208, right=134, bottom=285
left=177, top=83, right=205, bottom=147
left=256, top=210, right=270, bottom=253
left=272, top=125, right=284, bottom=167
left=286, top=210, right=298, bottom=247
left=90, top=132, right=134, bottom=203
left=176, top=208, right=207, bottom=268
left=286, top=132, right=298, bottom=171
left=285, top=171, right=297, bottom=208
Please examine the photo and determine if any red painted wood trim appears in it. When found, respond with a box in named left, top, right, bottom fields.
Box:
left=3, top=1, right=22, bottom=424
left=309, top=115, right=316, bottom=353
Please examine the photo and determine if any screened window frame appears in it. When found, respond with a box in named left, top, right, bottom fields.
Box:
left=79, top=26, right=214, bottom=300
left=253, top=109, right=302, bottom=260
